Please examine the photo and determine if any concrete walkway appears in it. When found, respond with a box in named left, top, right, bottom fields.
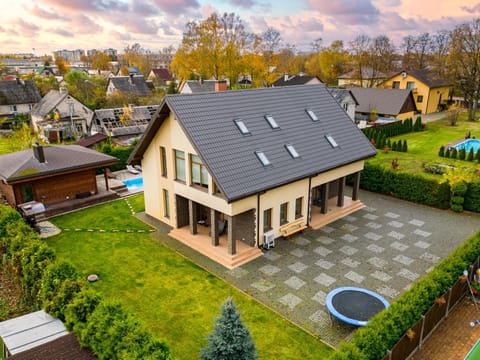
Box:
left=145, top=189, right=480, bottom=347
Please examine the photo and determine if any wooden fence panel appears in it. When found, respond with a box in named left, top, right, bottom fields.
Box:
left=390, top=319, right=423, bottom=360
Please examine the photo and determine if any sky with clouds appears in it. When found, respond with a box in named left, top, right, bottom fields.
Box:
left=1, top=0, right=480, bottom=56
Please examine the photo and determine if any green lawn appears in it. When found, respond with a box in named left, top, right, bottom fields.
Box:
left=47, top=195, right=332, bottom=359
left=368, top=113, right=480, bottom=177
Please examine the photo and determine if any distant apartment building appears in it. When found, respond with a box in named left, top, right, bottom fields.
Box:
left=86, top=48, right=117, bottom=60
left=53, top=49, right=85, bottom=63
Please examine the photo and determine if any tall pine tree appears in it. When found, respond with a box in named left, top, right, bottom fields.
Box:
left=201, top=298, right=258, bottom=360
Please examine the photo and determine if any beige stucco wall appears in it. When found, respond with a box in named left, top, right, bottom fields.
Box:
left=141, top=111, right=366, bottom=245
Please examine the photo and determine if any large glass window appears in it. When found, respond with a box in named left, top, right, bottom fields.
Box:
left=263, top=208, right=272, bottom=231
left=174, top=150, right=186, bottom=182
left=160, top=146, right=167, bottom=177
left=406, top=81, right=415, bottom=89
left=163, top=189, right=170, bottom=218
left=280, top=202, right=288, bottom=225
left=190, top=154, right=208, bottom=189
left=295, top=197, right=303, bottom=219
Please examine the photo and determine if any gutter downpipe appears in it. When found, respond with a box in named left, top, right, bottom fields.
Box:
left=307, top=177, right=312, bottom=226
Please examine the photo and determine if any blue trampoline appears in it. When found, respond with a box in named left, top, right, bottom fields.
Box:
left=325, top=286, right=390, bottom=327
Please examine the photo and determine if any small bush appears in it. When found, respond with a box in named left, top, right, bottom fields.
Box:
left=468, top=148, right=475, bottom=161
left=451, top=204, right=463, bottom=212
left=451, top=148, right=458, bottom=159
left=438, top=146, right=445, bottom=157
left=459, top=148, right=466, bottom=160
left=402, top=140, right=408, bottom=152
left=445, top=148, right=451, bottom=158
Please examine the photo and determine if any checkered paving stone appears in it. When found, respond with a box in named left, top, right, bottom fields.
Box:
left=388, top=220, right=404, bottom=228
left=343, top=215, right=357, bottom=222
left=365, top=232, right=382, bottom=241
left=414, top=229, right=432, bottom=237
left=314, top=273, right=336, bottom=286
left=368, top=257, right=388, bottom=268
left=366, top=222, right=382, bottom=229
left=409, top=219, right=425, bottom=226
left=285, top=276, right=306, bottom=290
left=339, top=245, right=359, bottom=256
left=393, top=254, right=414, bottom=265
left=320, top=226, right=334, bottom=233
left=315, top=259, right=335, bottom=269
left=363, top=206, right=376, bottom=212
left=340, top=224, right=358, bottom=232
left=309, top=309, right=329, bottom=323
left=414, top=240, right=431, bottom=249
left=311, top=290, right=327, bottom=304
left=384, top=212, right=400, bottom=218
left=388, top=231, right=405, bottom=240
left=264, top=251, right=282, bottom=261
left=290, top=248, right=307, bottom=258
left=366, top=244, right=385, bottom=253
left=259, top=264, right=281, bottom=275
left=344, top=271, right=365, bottom=283
left=340, top=234, right=358, bottom=243
left=376, top=285, right=400, bottom=299
left=251, top=279, right=276, bottom=292
left=398, top=268, right=420, bottom=281
left=279, top=293, right=303, bottom=309
left=371, top=270, right=392, bottom=282
left=420, top=252, right=441, bottom=263
left=363, top=213, right=379, bottom=220
left=288, top=261, right=309, bottom=273
left=292, top=237, right=311, bottom=246
left=314, top=246, right=333, bottom=257
left=390, top=241, right=409, bottom=251
left=341, top=258, right=360, bottom=268
left=317, top=236, right=335, bottom=245
left=227, top=267, right=249, bottom=279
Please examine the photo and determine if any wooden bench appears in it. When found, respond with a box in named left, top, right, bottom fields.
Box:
left=279, top=219, right=307, bottom=239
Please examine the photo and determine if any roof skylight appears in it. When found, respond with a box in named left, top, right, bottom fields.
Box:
left=325, top=134, right=338, bottom=148
left=285, top=144, right=300, bottom=158
left=255, top=151, right=271, bottom=166
left=265, top=114, right=279, bottom=129
left=234, top=118, right=250, bottom=135
left=306, top=109, right=319, bottom=122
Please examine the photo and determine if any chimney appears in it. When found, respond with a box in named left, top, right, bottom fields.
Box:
left=284, top=73, right=289, bottom=82
left=33, top=142, right=45, bottom=163
left=214, top=80, right=227, bottom=92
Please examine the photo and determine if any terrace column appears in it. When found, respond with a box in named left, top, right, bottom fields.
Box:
left=189, top=200, right=197, bottom=235
left=227, top=215, right=236, bottom=255
left=320, top=183, right=329, bottom=214
left=337, top=177, right=345, bottom=207
left=103, top=167, right=109, bottom=191
left=211, top=209, right=219, bottom=246
left=352, top=172, right=361, bottom=201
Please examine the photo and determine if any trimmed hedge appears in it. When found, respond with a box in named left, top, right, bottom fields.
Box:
left=330, top=230, right=480, bottom=359
left=359, top=163, right=451, bottom=209
left=0, top=204, right=170, bottom=359
left=465, top=181, right=480, bottom=212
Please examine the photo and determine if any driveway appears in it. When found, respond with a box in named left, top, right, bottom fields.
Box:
left=146, top=189, right=480, bottom=347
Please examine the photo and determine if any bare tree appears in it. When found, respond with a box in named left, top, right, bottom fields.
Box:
left=401, top=33, right=432, bottom=70
left=349, top=34, right=371, bottom=87
left=431, top=30, right=450, bottom=77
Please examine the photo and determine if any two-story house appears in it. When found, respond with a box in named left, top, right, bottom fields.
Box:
left=128, top=85, right=376, bottom=269
left=0, top=79, right=41, bottom=120
left=379, top=70, right=452, bottom=114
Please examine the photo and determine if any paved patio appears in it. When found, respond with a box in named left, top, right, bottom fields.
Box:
left=143, top=188, right=480, bottom=348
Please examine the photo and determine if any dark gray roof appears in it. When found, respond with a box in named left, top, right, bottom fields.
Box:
left=0, top=144, right=118, bottom=182
left=386, top=69, right=452, bottom=88
left=130, top=85, right=376, bottom=202
left=349, top=87, right=416, bottom=116
left=94, top=105, right=158, bottom=135
left=327, top=88, right=359, bottom=105
left=272, top=74, right=322, bottom=86
left=0, top=79, right=41, bottom=105
left=108, top=75, right=151, bottom=96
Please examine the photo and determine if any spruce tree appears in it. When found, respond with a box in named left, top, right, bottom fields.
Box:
left=402, top=140, right=408, bottom=152
left=476, top=149, right=480, bottom=162
left=468, top=148, right=474, bottom=161
left=438, top=146, right=445, bottom=157
left=201, top=298, right=258, bottom=360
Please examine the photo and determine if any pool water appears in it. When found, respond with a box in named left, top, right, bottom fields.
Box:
left=122, top=177, right=143, bottom=191
left=454, top=139, right=480, bottom=153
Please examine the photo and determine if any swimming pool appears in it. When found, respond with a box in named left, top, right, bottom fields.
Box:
left=454, top=139, right=480, bottom=153
left=122, top=177, right=143, bottom=191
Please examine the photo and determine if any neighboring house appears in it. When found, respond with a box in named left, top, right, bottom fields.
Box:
left=379, top=69, right=452, bottom=114
left=0, top=143, right=118, bottom=208
left=0, top=310, right=96, bottom=359
left=127, top=66, right=141, bottom=75
left=92, top=105, right=159, bottom=138
left=148, top=68, right=172, bottom=86
left=349, top=87, right=418, bottom=121
left=106, top=75, right=151, bottom=97
left=34, top=66, right=56, bottom=78
left=178, top=79, right=228, bottom=94
left=128, top=85, right=376, bottom=269
left=327, top=87, right=358, bottom=122
left=0, top=78, right=41, bottom=120
left=31, top=88, right=94, bottom=142
left=87, top=69, right=114, bottom=78
left=271, top=73, right=323, bottom=87
left=337, top=68, right=387, bottom=88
